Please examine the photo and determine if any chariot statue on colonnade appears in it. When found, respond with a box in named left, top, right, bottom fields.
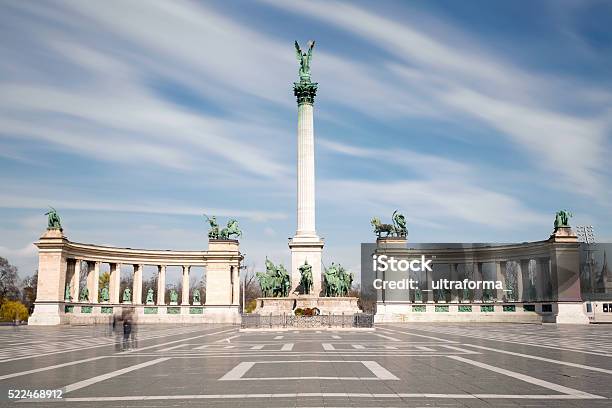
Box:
left=371, top=210, right=407, bottom=238
left=204, top=215, right=242, bottom=239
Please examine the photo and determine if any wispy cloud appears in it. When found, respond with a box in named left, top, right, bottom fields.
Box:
left=262, top=0, right=611, bottom=195
left=0, top=193, right=287, bottom=222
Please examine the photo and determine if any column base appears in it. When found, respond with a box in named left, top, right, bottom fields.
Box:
left=28, top=302, right=66, bottom=325
left=555, top=302, right=590, bottom=324
left=203, top=305, right=241, bottom=323
left=289, top=235, right=324, bottom=296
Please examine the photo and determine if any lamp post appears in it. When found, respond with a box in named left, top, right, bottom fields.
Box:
left=240, top=256, right=247, bottom=314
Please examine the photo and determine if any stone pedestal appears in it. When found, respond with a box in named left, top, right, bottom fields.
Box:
left=548, top=227, right=588, bottom=323
left=254, top=296, right=361, bottom=315
left=205, top=240, right=241, bottom=321
left=29, top=229, right=69, bottom=325
left=289, top=236, right=324, bottom=295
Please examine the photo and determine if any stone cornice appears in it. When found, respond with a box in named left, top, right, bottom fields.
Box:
left=375, top=240, right=562, bottom=263
left=35, top=234, right=242, bottom=266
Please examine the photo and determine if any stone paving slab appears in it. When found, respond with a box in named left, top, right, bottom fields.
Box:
left=0, top=323, right=610, bottom=407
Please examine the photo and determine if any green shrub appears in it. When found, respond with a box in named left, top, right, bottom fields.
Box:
left=245, top=299, right=257, bottom=313
left=1, top=300, right=29, bottom=321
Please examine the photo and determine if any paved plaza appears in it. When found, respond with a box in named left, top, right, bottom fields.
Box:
left=0, top=323, right=611, bottom=407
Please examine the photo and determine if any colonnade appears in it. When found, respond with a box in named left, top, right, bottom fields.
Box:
left=415, top=259, right=554, bottom=303
left=374, top=236, right=574, bottom=306
left=65, top=260, right=226, bottom=306
left=29, top=228, right=242, bottom=325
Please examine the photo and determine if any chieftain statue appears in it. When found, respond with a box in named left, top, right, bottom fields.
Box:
left=100, top=285, right=110, bottom=302
left=193, top=288, right=201, bottom=304
left=146, top=288, right=154, bottom=304
left=122, top=288, right=131, bottom=302
left=45, top=207, right=62, bottom=230
left=64, top=283, right=72, bottom=301
left=299, top=260, right=313, bottom=295
left=554, top=210, right=572, bottom=230
left=256, top=258, right=291, bottom=297
left=79, top=287, right=89, bottom=302
left=371, top=210, right=407, bottom=238
left=323, top=263, right=353, bottom=297
left=295, top=40, right=315, bottom=82
left=204, top=215, right=220, bottom=239
left=170, top=289, right=179, bottom=304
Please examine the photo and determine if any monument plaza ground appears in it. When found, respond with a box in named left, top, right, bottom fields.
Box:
left=1, top=323, right=611, bottom=407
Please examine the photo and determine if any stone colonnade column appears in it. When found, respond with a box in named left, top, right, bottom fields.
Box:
left=535, top=258, right=548, bottom=300
left=473, top=262, right=483, bottom=302
left=109, top=263, right=121, bottom=303
left=133, top=264, right=143, bottom=304
left=157, top=265, right=166, bottom=305
left=232, top=266, right=240, bottom=306
left=450, top=263, right=459, bottom=302
left=71, top=259, right=81, bottom=301
left=495, top=261, right=506, bottom=301
left=520, top=259, right=531, bottom=301
left=515, top=261, right=524, bottom=302
left=426, top=266, right=433, bottom=303
left=181, top=266, right=190, bottom=305
left=86, top=261, right=100, bottom=303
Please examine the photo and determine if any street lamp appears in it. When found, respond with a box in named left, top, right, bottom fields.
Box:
left=239, top=254, right=248, bottom=314
left=576, top=226, right=597, bottom=297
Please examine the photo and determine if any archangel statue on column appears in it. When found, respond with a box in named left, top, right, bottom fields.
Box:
left=295, top=40, right=315, bottom=82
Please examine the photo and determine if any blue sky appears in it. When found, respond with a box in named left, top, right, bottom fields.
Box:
left=1, top=0, right=611, bottom=282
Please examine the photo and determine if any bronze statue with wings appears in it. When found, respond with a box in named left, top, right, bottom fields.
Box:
left=295, top=40, right=315, bottom=81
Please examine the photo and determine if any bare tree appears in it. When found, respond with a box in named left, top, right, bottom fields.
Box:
left=21, top=270, right=38, bottom=313
left=240, top=263, right=261, bottom=313
left=0, top=257, right=20, bottom=302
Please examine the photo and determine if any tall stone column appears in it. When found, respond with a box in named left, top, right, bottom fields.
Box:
left=157, top=265, right=166, bottom=305
left=132, top=264, right=143, bottom=304
left=109, top=263, right=121, bottom=304
left=181, top=265, right=190, bottom=305
left=289, top=78, right=324, bottom=296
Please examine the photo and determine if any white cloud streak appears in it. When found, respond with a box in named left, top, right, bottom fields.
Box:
left=262, top=0, right=611, bottom=195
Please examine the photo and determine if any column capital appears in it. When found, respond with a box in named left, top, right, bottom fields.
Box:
left=293, top=80, right=318, bottom=105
